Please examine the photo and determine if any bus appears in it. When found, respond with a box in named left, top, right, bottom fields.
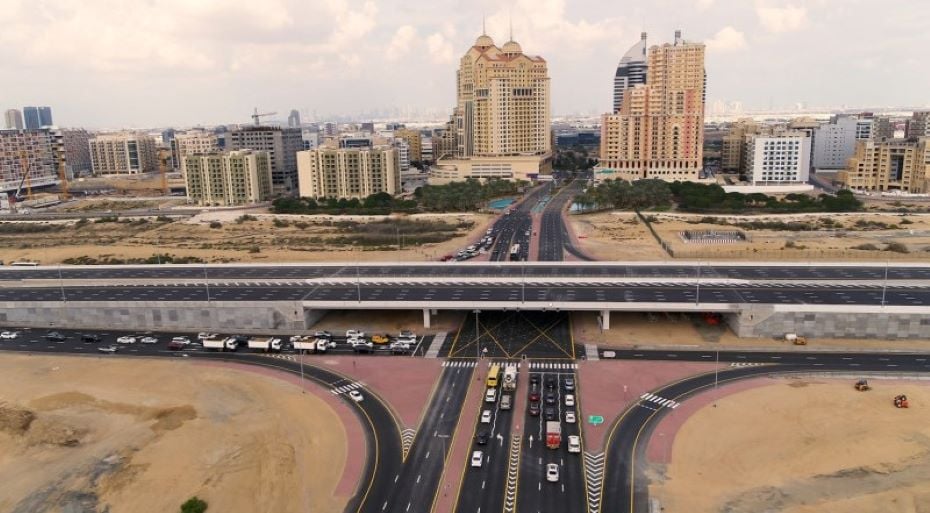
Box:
left=486, top=363, right=501, bottom=387
left=509, top=244, right=521, bottom=261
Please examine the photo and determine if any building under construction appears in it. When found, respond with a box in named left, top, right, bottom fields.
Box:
left=0, top=128, right=64, bottom=199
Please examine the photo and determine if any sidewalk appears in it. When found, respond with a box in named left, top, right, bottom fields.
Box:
left=432, top=365, right=483, bottom=513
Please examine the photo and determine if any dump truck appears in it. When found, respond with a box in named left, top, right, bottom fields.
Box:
left=502, top=364, right=518, bottom=392
left=204, top=336, right=238, bottom=352
left=247, top=336, right=282, bottom=353
left=546, top=421, right=561, bottom=449
left=784, top=333, right=808, bottom=345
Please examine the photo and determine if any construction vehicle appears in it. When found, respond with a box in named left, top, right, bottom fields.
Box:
left=784, top=333, right=808, bottom=345
left=894, top=394, right=909, bottom=408
left=502, top=364, right=518, bottom=392
left=855, top=379, right=871, bottom=391
left=247, top=336, right=282, bottom=353
left=203, top=335, right=240, bottom=352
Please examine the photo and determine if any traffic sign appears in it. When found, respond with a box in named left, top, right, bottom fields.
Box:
left=588, top=415, right=604, bottom=426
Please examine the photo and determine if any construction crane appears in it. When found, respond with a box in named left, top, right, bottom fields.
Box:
left=6, top=152, right=33, bottom=214
left=251, top=107, right=276, bottom=126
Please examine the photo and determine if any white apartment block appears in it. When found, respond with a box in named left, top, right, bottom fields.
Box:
left=184, top=150, right=272, bottom=206
left=88, top=133, right=157, bottom=175
left=0, top=128, right=64, bottom=192
left=745, top=132, right=811, bottom=184
left=296, top=147, right=399, bottom=200
left=394, top=138, right=410, bottom=171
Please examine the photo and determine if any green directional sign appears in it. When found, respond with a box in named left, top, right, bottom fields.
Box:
left=588, top=415, right=604, bottom=426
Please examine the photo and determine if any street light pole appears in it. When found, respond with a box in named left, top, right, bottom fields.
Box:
left=58, top=264, right=66, bottom=302
left=203, top=264, right=210, bottom=301
left=695, top=262, right=701, bottom=305
left=474, top=309, right=480, bottom=360
left=881, top=260, right=889, bottom=307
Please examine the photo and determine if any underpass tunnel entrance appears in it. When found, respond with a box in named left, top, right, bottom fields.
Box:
left=572, top=310, right=736, bottom=347
left=442, top=310, right=577, bottom=360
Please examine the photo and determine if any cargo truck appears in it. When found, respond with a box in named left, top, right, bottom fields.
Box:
left=204, top=336, right=239, bottom=352
left=502, top=364, right=518, bottom=392
left=546, top=421, right=561, bottom=449
left=247, top=336, right=282, bottom=353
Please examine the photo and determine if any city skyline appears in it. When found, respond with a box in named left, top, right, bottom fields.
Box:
left=2, top=0, right=928, bottom=128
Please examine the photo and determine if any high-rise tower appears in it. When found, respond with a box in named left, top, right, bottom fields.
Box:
left=613, top=32, right=648, bottom=114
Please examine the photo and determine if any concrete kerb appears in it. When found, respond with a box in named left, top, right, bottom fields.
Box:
left=601, top=343, right=930, bottom=355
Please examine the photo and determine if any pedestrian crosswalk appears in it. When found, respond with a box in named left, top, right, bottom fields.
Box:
left=640, top=392, right=680, bottom=409
left=331, top=381, right=365, bottom=395
left=528, top=361, right=578, bottom=370
left=266, top=354, right=297, bottom=361
left=730, top=362, right=765, bottom=367
left=441, top=360, right=477, bottom=368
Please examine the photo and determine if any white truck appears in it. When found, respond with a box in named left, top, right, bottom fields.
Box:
left=203, top=336, right=239, bottom=351
left=247, top=336, right=282, bottom=353
left=502, top=364, right=518, bottom=392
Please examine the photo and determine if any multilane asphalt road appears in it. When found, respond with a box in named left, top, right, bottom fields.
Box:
left=489, top=187, right=544, bottom=262
left=6, top=283, right=927, bottom=306
left=538, top=180, right=590, bottom=262
left=4, top=263, right=930, bottom=281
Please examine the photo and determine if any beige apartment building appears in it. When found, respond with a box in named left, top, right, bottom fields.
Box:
left=394, top=128, right=423, bottom=162
left=598, top=31, right=706, bottom=182
left=172, top=130, right=219, bottom=176
left=431, top=30, right=551, bottom=183
left=839, top=138, right=930, bottom=193
left=184, top=150, right=272, bottom=206
left=88, top=133, right=157, bottom=175
left=297, top=146, right=400, bottom=199
left=721, top=120, right=761, bottom=172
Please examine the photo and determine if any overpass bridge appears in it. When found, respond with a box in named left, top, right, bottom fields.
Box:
left=1, top=261, right=929, bottom=340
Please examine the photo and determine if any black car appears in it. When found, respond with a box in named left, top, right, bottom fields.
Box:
left=544, top=407, right=556, bottom=421
left=45, top=332, right=66, bottom=341
left=563, top=377, right=575, bottom=391
left=80, top=334, right=101, bottom=343
left=545, top=376, right=557, bottom=390
left=529, top=375, right=540, bottom=386
left=528, top=403, right=541, bottom=416
left=544, top=393, right=557, bottom=405
left=475, top=430, right=490, bottom=445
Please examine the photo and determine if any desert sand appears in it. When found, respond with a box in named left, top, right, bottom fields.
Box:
left=0, top=354, right=348, bottom=513
left=654, top=379, right=930, bottom=512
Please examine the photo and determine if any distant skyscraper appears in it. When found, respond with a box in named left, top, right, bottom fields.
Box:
left=613, top=32, right=648, bottom=113
left=4, top=109, right=23, bottom=130
left=287, top=109, right=301, bottom=128
left=599, top=30, right=706, bottom=181
left=23, top=107, right=40, bottom=129
left=38, top=107, right=53, bottom=127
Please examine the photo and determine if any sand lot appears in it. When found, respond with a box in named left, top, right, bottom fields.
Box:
left=0, top=354, right=347, bottom=513
left=567, top=212, right=667, bottom=260
left=655, top=379, right=930, bottom=513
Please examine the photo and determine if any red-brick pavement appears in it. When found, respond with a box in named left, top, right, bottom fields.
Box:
left=577, top=360, right=720, bottom=451
left=432, top=364, right=484, bottom=513
left=195, top=360, right=365, bottom=498
left=528, top=213, right=542, bottom=261
left=310, top=355, right=443, bottom=429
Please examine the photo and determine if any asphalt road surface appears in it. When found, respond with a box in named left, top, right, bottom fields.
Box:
left=538, top=180, right=590, bottom=262
left=383, top=364, right=473, bottom=513
left=441, top=311, right=577, bottom=360
left=516, top=367, right=586, bottom=513
left=600, top=360, right=930, bottom=513
left=0, top=329, right=403, bottom=513
left=6, top=283, right=924, bottom=306
left=489, top=187, right=546, bottom=262
left=5, top=264, right=930, bottom=281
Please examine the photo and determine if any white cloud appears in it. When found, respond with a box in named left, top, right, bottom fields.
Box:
left=426, top=32, right=454, bottom=63
left=695, top=0, right=716, bottom=11
left=756, top=2, right=808, bottom=33
left=706, top=26, right=747, bottom=52
left=387, top=25, right=418, bottom=60
left=486, top=0, right=630, bottom=54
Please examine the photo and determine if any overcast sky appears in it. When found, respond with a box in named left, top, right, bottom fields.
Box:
left=2, top=0, right=927, bottom=129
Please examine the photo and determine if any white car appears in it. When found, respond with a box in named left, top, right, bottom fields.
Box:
left=197, top=332, right=217, bottom=340
left=140, top=336, right=158, bottom=344
left=348, top=390, right=364, bottom=402
left=567, top=435, right=581, bottom=453
left=484, top=388, right=497, bottom=403
left=546, top=463, right=560, bottom=482
left=565, top=394, right=575, bottom=407
left=471, top=451, right=484, bottom=468
left=399, top=330, right=416, bottom=339
left=480, top=410, right=492, bottom=423
left=565, top=410, right=576, bottom=424
left=0, top=331, right=19, bottom=339
left=116, top=336, right=137, bottom=344
left=345, top=330, right=365, bottom=339
left=97, top=345, right=119, bottom=354
left=171, top=336, right=191, bottom=345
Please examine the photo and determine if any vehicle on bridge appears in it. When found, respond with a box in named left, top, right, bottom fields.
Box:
left=546, top=421, right=561, bottom=449
left=509, top=244, right=521, bottom=261
left=247, top=336, right=282, bottom=353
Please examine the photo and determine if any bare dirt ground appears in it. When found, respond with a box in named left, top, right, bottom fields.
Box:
left=654, top=378, right=930, bottom=513
left=572, top=311, right=930, bottom=352
left=568, top=210, right=930, bottom=261
left=0, top=354, right=348, bottom=513
left=0, top=212, right=493, bottom=265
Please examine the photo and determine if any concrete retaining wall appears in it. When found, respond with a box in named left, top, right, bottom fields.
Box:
left=0, top=301, right=308, bottom=332
left=729, top=306, right=930, bottom=339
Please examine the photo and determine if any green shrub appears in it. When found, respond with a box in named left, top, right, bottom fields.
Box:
left=236, top=214, right=257, bottom=224
left=180, top=497, right=207, bottom=513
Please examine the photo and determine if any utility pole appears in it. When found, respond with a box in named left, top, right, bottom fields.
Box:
left=203, top=264, right=210, bottom=301
left=474, top=309, right=480, bottom=359
left=695, top=262, right=701, bottom=305
left=881, top=260, right=889, bottom=307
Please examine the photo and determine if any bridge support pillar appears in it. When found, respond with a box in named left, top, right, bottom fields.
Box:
left=599, top=310, right=610, bottom=330
left=422, top=308, right=432, bottom=329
